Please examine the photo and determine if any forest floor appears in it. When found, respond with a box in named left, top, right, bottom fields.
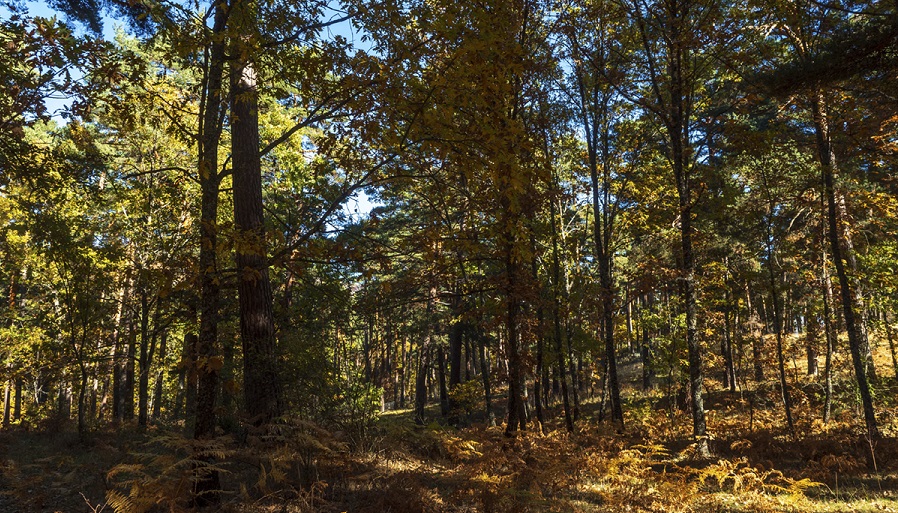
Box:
left=2, top=349, right=898, bottom=512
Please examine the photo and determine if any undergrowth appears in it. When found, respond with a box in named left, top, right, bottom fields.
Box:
left=96, top=397, right=896, bottom=513
left=3, top=357, right=898, bottom=512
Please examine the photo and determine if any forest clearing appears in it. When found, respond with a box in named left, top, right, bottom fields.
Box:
left=3, top=0, right=898, bottom=511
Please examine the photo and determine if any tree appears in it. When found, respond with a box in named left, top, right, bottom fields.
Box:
left=619, top=0, right=730, bottom=456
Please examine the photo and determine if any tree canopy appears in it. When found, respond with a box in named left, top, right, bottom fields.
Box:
left=2, top=0, right=898, bottom=510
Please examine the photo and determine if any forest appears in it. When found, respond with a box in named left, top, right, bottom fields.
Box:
left=1, top=0, right=898, bottom=511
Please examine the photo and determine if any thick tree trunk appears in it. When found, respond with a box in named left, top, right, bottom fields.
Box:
left=501, top=219, right=527, bottom=435
left=414, top=346, right=428, bottom=425
left=415, top=291, right=435, bottom=425
left=138, top=289, right=149, bottom=426
left=112, top=337, right=123, bottom=422
left=231, top=28, right=283, bottom=424
left=812, top=91, right=878, bottom=442
left=465, top=329, right=473, bottom=381
left=534, top=306, right=545, bottom=432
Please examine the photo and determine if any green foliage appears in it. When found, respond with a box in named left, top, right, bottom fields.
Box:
left=449, top=380, right=482, bottom=417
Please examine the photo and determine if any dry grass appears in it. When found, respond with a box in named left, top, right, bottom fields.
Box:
left=2, top=338, right=898, bottom=512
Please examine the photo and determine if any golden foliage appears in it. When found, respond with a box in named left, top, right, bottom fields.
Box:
left=105, top=434, right=233, bottom=513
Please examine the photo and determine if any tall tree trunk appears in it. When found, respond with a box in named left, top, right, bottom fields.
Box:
left=125, top=316, right=136, bottom=421
left=193, top=1, right=228, bottom=503
left=438, top=347, right=450, bottom=417
left=448, top=295, right=463, bottom=423
left=641, top=294, right=655, bottom=390
left=533, top=307, right=545, bottom=433
left=3, top=380, right=10, bottom=427
left=746, top=285, right=764, bottom=382
left=529, top=242, right=545, bottom=432
left=77, top=358, right=88, bottom=437
left=478, top=333, right=495, bottom=426
left=806, top=317, right=819, bottom=376
left=112, top=323, right=124, bottom=422
left=414, top=345, right=428, bottom=425
left=674, top=121, right=707, bottom=456
left=572, top=39, right=621, bottom=426
left=768, top=256, right=796, bottom=440
left=723, top=274, right=736, bottom=392
left=549, top=194, right=574, bottom=432
left=152, top=330, right=167, bottom=421
left=761, top=171, right=796, bottom=439
left=822, top=255, right=836, bottom=424
left=415, top=291, right=435, bottom=425
left=138, top=290, right=158, bottom=427
left=812, top=91, right=878, bottom=442
left=231, top=3, right=283, bottom=425
left=399, top=335, right=407, bottom=409
left=502, top=234, right=527, bottom=434
left=13, top=378, right=21, bottom=420
left=362, top=317, right=372, bottom=383
left=884, top=311, right=898, bottom=379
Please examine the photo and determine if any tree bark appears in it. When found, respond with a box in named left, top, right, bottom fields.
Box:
left=822, top=255, right=836, bottom=424
left=885, top=312, right=898, bottom=379
left=438, top=347, right=450, bottom=417
left=414, top=345, right=428, bottom=425
left=768, top=259, right=796, bottom=440
left=13, top=378, right=21, bottom=420
left=152, top=330, right=167, bottom=421
left=448, top=295, right=463, bottom=422
left=723, top=275, right=736, bottom=392
left=230, top=8, right=283, bottom=425
left=634, top=0, right=708, bottom=454
left=399, top=335, right=407, bottom=409
left=812, top=90, right=878, bottom=441
left=3, top=380, right=10, bottom=427
left=138, top=290, right=159, bottom=427
left=478, top=332, right=495, bottom=426
left=806, top=319, right=819, bottom=376
left=746, top=285, right=764, bottom=382
left=192, top=1, right=228, bottom=503
left=125, top=316, right=136, bottom=421
left=547, top=195, right=574, bottom=432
